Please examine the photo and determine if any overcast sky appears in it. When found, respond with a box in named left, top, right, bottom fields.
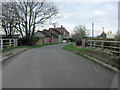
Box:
left=0, top=0, right=119, bottom=37
left=42, top=0, right=119, bottom=37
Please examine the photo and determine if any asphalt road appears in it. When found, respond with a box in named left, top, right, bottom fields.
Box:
left=2, top=43, right=119, bottom=88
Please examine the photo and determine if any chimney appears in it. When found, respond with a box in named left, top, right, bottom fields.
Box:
left=61, top=25, right=63, bottom=28
left=110, top=31, right=112, bottom=34
left=54, top=25, right=56, bottom=28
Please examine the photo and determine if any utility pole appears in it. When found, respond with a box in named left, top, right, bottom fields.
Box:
left=92, top=22, right=94, bottom=38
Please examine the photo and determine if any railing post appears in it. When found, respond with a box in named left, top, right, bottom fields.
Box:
left=94, top=41, right=96, bottom=49
left=9, top=39, right=11, bottom=47
left=101, top=41, right=104, bottom=52
left=90, top=40, right=92, bottom=48
left=14, top=39, right=16, bottom=47
left=0, top=39, right=3, bottom=50
left=16, top=39, right=17, bottom=46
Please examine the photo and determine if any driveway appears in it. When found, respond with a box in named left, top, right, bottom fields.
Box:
left=2, top=43, right=119, bottom=88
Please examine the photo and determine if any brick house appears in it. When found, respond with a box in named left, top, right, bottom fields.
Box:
left=49, top=28, right=63, bottom=43
left=34, top=31, right=45, bottom=45
left=51, top=33, right=58, bottom=43
left=34, top=25, right=70, bottom=44
left=34, top=29, right=60, bottom=44
left=51, top=25, right=70, bottom=42
left=55, top=25, right=70, bottom=38
left=42, top=29, right=52, bottom=44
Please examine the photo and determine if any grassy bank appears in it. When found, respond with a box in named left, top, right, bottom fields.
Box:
left=63, top=44, right=91, bottom=53
left=2, top=42, right=63, bottom=52
left=63, top=44, right=119, bottom=72
left=63, top=44, right=92, bottom=59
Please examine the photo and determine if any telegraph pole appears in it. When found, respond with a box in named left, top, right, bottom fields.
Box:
left=92, top=22, right=94, bottom=38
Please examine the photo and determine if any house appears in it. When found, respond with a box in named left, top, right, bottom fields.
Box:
left=34, top=30, right=52, bottom=45
left=49, top=28, right=63, bottom=43
left=35, top=25, right=70, bottom=45
left=97, top=31, right=106, bottom=39
left=49, top=25, right=70, bottom=42
left=51, top=33, right=59, bottom=43
left=55, top=25, right=70, bottom=38
left=42, top=29, right=52, bottom=44
left=34, top=29, right=61, bottom=45
left=106, top=31, right=115, bottom=39
left=34, top=31, right=45, bottom=45
left=97, top=31, right=115, bottom=39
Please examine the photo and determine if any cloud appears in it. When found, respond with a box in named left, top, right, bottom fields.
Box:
left=52, top=2, right=118, bottom=36
left=39, top=2, right=118, bottom=37
left=52, top=0, right=119, bottom=2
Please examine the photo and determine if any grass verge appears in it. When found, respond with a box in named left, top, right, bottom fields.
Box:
left=63, top=44, right=117, bottom=72
left=63, top=44, right=90, bottom=53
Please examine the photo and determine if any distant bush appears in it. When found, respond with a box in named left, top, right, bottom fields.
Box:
left=18, top=37, right=40, bottom=46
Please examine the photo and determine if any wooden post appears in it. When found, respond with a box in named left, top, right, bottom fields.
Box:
left=94, top=41, right=96, bottom=49
left=16, top=39, right=17, bottom=46
left=101, top=41, right=104, bottom=52
left=90, top=40, right=92, bottom=48
left=0, top=39, right=3, bottom=50
left=43, top=38, right=44, bottom=44
left=82, top=38, right=85, bottom=48
left=9, top=39, right=11, bottom=47
left=14, top=39, right=16, bottom=47
left=15, top=39, right=17, bottom=47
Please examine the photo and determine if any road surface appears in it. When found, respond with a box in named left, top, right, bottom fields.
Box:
left=2, top=43, right=119, bottom=88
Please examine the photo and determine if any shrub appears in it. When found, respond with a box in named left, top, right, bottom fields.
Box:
left=18, top=37, right=40, bottom=46
left=72, top=25, right=88, bottom=46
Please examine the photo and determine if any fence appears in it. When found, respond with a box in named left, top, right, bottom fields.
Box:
left=87, top=40, right=120, bottom=58
left=0, top=39, right=18, bottom=50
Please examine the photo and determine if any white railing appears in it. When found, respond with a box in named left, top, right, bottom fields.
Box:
left=0, top=39, right=18, bottom=50
left=87, top=40, right=120, bottom=57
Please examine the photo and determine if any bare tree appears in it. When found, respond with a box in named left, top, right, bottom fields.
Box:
left=2, top=2, right=17, bottom=38
left=72, top=25, right=88, bottom=46
left=2, top=1, right=58, bottom=45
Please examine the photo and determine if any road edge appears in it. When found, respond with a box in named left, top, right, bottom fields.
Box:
left=63, top=45, right=120, bottom=73
left=0, top=48, right=28, bottom=63
left=78, top=53, right=120, bottom=73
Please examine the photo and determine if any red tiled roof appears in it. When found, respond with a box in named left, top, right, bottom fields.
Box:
left=52, top=28, right=70, bottom=34
left=49, top=28, right=63, bottom=35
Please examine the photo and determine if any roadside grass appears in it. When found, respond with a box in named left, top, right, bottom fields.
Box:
left=63, top=44, right=95, bottom=62
left=1, top=46, right=28, bottom=52
left=5, top=52, right=14, bottom=56
left=1, top=42, right=63, bottom=53
left=63, top=44, right=91, bottom=53
left=28, top=42, right=63, bottom=49
left=63, top=44, right=117, bottom=72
